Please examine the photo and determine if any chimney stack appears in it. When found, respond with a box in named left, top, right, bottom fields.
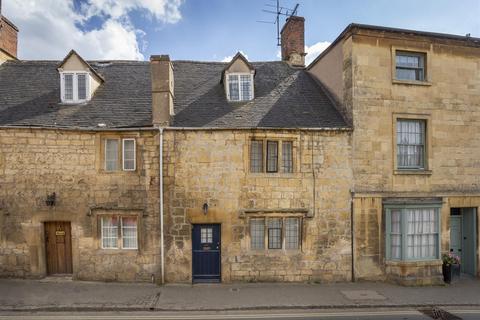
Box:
left=280, top=16, right=305, bottom=67
left=150, top=55, right=174, bottom=127
left=0, top=2, right=19, bottom=59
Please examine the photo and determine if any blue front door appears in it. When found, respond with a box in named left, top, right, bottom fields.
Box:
left=192, top=224, right=221, bottom=283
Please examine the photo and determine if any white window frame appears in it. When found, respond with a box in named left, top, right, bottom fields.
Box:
left=100, top=216, right=119, bottom=250
left=100, top=215, right=138, bottom=250
left=104, top=138, right=120, bottom=172
left=122, top=138, right=136, bottom=171
left=120, top=216, right=138, bottom=250
left=60, top=71, right=91, bottom=103
left=226, top=72, right=254, bottom=102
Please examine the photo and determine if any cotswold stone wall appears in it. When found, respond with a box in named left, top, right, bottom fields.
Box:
left=162, top=129, right=353, bottom=283
left=0, top=128, right=161, bottom=282
left=312, top=31, right=480, bottom=283
left=351, top=33, right=480, bottom=282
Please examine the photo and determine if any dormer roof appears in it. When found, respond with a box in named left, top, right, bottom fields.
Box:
left=221, top=52, right=255, bottom=81
left=57, top=49, right=105, bottom=82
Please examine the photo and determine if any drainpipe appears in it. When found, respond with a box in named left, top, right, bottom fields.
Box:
left=158, top=127, right=165, bottom=284
left=350, top=190, right=355, bottom=282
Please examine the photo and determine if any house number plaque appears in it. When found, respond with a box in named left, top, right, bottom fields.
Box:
left=55, top=231, right=65, bottom=236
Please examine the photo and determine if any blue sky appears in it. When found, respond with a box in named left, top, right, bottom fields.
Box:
left=3, top=0, right=480, bottom=62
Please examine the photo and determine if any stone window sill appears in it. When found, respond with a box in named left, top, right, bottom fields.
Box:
left=247, top=172, right=297, bottom=177
left=97, top=249, right=139, bottom=255
left=394, top=169, right=432, bottom=176
left=392, top=79, right=432, bottom=86
left=247, top=250, right=303, bottom=256
left=386, top=259, right=442, bottom=267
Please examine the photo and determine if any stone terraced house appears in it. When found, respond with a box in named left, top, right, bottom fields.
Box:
left=1, top=11, right=479, bottom=286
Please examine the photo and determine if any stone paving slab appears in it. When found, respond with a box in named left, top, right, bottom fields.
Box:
left=0, top=278, right=480, bottom=311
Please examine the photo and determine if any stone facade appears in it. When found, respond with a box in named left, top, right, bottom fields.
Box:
left=309, top=27, right=480, bottom=285
left=162, top=129, right=353, bottom=283
left=0, top=128, right=161, bottom=282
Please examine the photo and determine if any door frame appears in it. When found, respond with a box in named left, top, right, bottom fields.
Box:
left=44, top=221, right=73, bottom=275
left=191, top=223, right=221, bottom=283
left=450, top=208, right=478, bottom=277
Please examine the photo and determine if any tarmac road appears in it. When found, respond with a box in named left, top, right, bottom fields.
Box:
left=1, top=308, right=480, bottom=320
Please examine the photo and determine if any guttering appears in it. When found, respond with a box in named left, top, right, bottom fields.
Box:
left=164, top=126, right=352, bottom=132
left=158, top=127, right=165, bottom=285
left=350, top=190, right=355, bottom=282
left=0, top=125, right=353, bottom=132
left=0, top=125, right=157, bottom=132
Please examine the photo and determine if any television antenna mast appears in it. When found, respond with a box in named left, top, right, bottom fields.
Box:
left=256, top=0, right=299, bottom=46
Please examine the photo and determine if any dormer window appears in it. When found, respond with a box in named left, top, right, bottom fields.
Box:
left=222, top=52, right=255, bottom=102
left=227, top=73, right=253, bottom=101
left=57, top=50, right=105, bottom=104
left=61, top=72, right=90, bottom=103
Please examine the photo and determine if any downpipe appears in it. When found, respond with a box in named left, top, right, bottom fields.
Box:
left=158, top=127, right=165, bottom=285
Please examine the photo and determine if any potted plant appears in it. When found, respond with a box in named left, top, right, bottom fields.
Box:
left=442, top=252, right=461, bottom=283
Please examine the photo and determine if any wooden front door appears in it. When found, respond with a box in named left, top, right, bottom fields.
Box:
left=45, top=222, right=73, bottom=275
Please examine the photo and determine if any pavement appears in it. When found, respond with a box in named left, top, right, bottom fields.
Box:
left=1, top=277, right=480, bottom=312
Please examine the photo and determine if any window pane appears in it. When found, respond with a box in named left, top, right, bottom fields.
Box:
left=201, top=227, right=213, bottom=244
left=282, top=141, right=293, bottom=173
left=123, top=139, right=136, bottom=171
left=121, top=217, right=138, bottom=249
left=390, top=209, right=402, bottom=259
left=285, top=218, right=300, bottom=249
left=250, top=140, right=263, bottom=173
left=266, top=141, right=278, bottom=172
left=77, top=74, right=87, bottom=100
left=105, top=139, right=119, bottom=171
left=250, top=218, right=264, bottom=249
left=267, top=218, right=282, bottom=249
left=228, top=74, right=239, bottom=101
left=395, top=52, right=425, bottom=81
left=397, top=120, right=425, bottom=169
left=102, top=216, right=118, bottom=249
left=240, top=74, right=252, bottom=100
left=64, top=74, right=73, bottom=100
left=405, top=208, right=438, bottom=259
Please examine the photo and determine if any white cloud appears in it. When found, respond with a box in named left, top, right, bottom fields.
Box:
left=221, top=51, right=249, bottom=62
left=2, top=0, right=183, bottom=60
left=81, top=0, right=183, bottom=24
left=304, top=41, right=331, bottom=66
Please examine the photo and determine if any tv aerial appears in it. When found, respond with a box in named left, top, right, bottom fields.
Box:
left=257, top=0, right=300, bottom=46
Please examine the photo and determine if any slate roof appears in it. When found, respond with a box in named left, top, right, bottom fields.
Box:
left=0, top=59, right=348, bottom=129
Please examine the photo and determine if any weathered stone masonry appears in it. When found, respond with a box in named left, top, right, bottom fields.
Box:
left=0, top=128, right=161, bottom=281
left=162, top=129, right=353, bottom=283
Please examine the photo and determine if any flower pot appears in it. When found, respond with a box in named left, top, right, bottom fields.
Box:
left=442, top=264, right=452, bottom=283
